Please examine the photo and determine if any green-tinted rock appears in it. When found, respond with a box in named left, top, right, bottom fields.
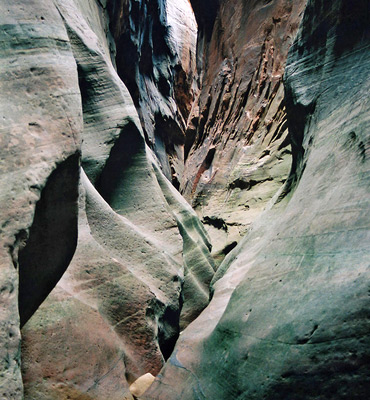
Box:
left=145, top=0, right=370, bottom=398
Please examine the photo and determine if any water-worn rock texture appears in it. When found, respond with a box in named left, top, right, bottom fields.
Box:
left=145, top=0, right=370, bottom=398
left=0, top=1, right=81, bottom=397
left=182, top=0, right=307, bottom=264
left=20, top=1, right=212, bottom=399
left=107, top=0, right=197, bottom=184
left=2, top=0, right=370, bottom=399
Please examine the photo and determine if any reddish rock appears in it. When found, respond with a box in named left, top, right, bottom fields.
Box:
left=20, top=1, right=213, bottom=399
left=182, top=0, right=307, bottom=264
left=145, top=0, right=370, bottom=398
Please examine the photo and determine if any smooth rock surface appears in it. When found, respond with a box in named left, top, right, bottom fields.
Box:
left=0, top=1, right=81, bottom=397
left=129, top=373, right=155, bottom=398
left=144, top=0, right=370, bottom=398
left=20, top=1, right=213, bottom=398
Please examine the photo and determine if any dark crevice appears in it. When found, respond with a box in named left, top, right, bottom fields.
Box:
left=202, top=216, right=228, bottom=231
left=190, top=0, right=220, bottom=41
left=196, top=94, right=212, bottom=148
left=95, top=122, right=144, bottom=208
left=171, top=163, right=181, bottom=191
left=228, top=177, right=273, bottom=191
left=158, top=305, right=181, bottom=361
left=146, top=296, right=182, bottom=361
left=184, top=125, right=197, bottom=162
left=18, top=153, right=80, bottom=327
left=222, top=241, right=237, bottom=255
left=154, top=112, right=185, bottom=146
left=277, top=90, right=316, bottom=202
left=204, top=147, right=216, bottom=169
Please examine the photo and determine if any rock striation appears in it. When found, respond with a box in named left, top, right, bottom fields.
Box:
left=181, top=0, right=307, bottom=265
left=145, top=0, right=370, bottom=398
left=107, top=0, right=197, bottom=185
left=0, top=0, right=82, bottom=397
left=1, top=0, right=369, bottom=399
left=19, top=0, right=213, bottom=399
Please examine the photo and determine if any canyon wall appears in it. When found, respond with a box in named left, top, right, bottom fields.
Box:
left=0, top=1, right=82, bottom=397
left=181, top=0, right=307, bottom=265
left=0, top=0, right=369, bottom=399
left=20, top=0, right=213, bottom=398
left=107, top=0, right=197, bottom=184
left=145, top=0, right=370, bottom=398
left=2, top=0, right=211, bottom=399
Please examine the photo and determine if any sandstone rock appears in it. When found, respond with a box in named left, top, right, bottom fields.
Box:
left=151, top=159, right=215, bottom=329
left=21, top=1, right=213, bottom=398
left=129, top=373, right=155, bottom=398
left=107, top=0, right=197, bottom=184
left=144, top=0, right=370, bottom=398
left=182, top=0, right=307, bottom=265
left=4, top=0, right=369, bottom=399
left=0, top=0, right=82, bottom=397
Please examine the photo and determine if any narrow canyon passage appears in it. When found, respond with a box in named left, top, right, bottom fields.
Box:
left=19, top=1, right=216, bottom=398
left=0, top=0, right=369, bottom=399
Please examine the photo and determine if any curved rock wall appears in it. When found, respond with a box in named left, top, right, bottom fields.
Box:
left=19, top=1, right=213, bottom=399
left=145, top=0, right=370, bottom=398
left=1, top=0, right=369, bottom=399
left=107, top=0, right=197, bottom=184
left=0, top=0, right=82, bottom=397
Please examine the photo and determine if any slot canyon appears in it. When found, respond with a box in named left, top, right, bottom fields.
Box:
left=0, top=0, right=369, bottom=399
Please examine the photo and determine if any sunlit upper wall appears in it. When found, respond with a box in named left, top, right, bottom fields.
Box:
left=166, top=0, right=197, bottom=75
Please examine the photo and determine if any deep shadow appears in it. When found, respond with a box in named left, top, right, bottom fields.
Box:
left=95, top=122, right=145, bottom=207
left=18, top=153, right=80, bottom=327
